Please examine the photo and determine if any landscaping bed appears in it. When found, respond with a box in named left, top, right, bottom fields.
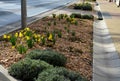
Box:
left=0, top=14, right=93, bottom=81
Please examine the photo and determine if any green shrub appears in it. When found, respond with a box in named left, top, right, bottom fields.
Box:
left=81, top=14, right=94, bottom=19
left=8, top=58, right=52, bottom=81
left=70, top=13, right=81, bottom=18
left=26, top=49, right=67, bottom=67
left=74, top=3, right=92, bottom=11
left=36, top=67, right=88, bottom=81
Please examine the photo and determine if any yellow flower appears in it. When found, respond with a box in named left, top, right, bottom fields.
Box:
left=3, top=34, right=7, bottom=39
left=7, top=35, right=11, bottom=39
left=37, top=38, right=41, bottom=42
left=48, top=34, right=53, bottom=41
left=12, top=46, right=15, bottom=49
left=33, top=34, right=37, bottom=38
left=26, top=36, right=30, bottom=40
left=23, top=31, right=26, bottom=35
left=25, top=27, right=30, bottom=31
left=19, top=32, right=23, bottom=38
left=37, top=34, right=41, bottom=38
left=15, top=33, right=18, bottom=37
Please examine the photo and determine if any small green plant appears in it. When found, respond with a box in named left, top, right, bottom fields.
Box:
left=26, top=49, right=67, bottom=67
left=47, top=22, right=51, bottom=26
left=10, top=35, right=17, bottom=46
left=26, top=39, right=34, bottom=48
left=53, top=21, right=56, bottom=25
left=17, top=45, right=27, bottom=54
left=41, top=36, right=46, bottom=45
left=9, top=58, right=53, bottom=81
left=74, top=20, right=78, bottom=25
left=71, top=31, right=76, bottom=36
left=52, top=14, right=56, bottom=18
left=57, top=30, right=62, bottom=38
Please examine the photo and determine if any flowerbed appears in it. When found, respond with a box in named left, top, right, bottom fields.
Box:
left=0, top=13, right=93, bottom=81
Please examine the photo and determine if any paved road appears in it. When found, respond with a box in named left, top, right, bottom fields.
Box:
left=0, top=0, right=74, bottom=27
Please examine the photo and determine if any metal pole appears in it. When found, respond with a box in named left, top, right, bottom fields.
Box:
left=21, top=0, right=27, bottom=29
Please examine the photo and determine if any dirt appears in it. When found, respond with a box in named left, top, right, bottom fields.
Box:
left=0, top=16, right=93, bottom=81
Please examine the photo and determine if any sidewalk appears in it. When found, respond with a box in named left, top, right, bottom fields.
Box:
left=93, top=0, right=120, bottom=81
left=97, top=0, right=120, bottom=56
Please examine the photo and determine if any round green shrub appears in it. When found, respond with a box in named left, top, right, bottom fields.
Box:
left=36, top=67, right=88, bottom=81
left=8, top=58, right=53, bottom=81
left=26, top=49, right=67, bottom=67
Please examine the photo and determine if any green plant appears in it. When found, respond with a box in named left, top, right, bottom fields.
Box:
left=26, top=39, right=34, bottom=48
left=41, top=36, right=46, bottom=45
left=10, top=35, right=17, bottom=46
left=47, top=22, right=51, bottom=26
left=81, top=14, right=94, bottom=19
left=8, top=58, right=53, bottom=81
left=52, top=14, right=56, bottom=18
left=36, top=67, right=88, bottom=81
left=26, top=49, right=67, bottom=67
left=71, top=31, right=76, bottom=36
left=74, top=3, right=92, bottom=11
left=57, top=30, right=62, bottom=38
left=17, top=45, right=27, bottom=54
left=53, top=21, right=56, bottom=25
left=70, top=13, right=81, bottom=18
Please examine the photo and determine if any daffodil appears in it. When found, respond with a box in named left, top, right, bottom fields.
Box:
left=48, top=33, right=53, bottom=41
left=3, top=34, right=7, bottom=39
left=37, top=38, right=41, bottom=42
left=19, top=32, right=23, bottom=38
left=26, top=36, right=30, bottom=40
left=12, top=46, right=15, bottom=49
left=7, top=35, right=11, bottom=39
left=33, top=34, right=37, bottom=38
left=15, top=33, right=18, bottom=37
left=25, top=27, right=30, bottom=31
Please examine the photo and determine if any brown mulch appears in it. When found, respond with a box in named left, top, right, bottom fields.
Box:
left=0, top=16, right=93, bottom=81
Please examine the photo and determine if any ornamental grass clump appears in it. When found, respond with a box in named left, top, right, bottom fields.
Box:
left=8, top=58, right=53, bottom=81
left=26, top=49, right=67, bottom=67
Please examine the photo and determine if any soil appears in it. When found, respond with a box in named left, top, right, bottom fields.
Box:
left=0, top=16, right=93, bottom=81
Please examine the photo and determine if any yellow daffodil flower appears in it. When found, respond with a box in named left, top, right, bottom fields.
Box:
left=37, top=34, right=41, bottom=38
left=12, top=46, right=15, bottom=49
left=7, top=35, right=11, bottom=39
left=15, top=33, right=18, bottom=37
left=48, top=34, right=53, bottom=41
left=37, top=38, right=41, bottom=42
left=19, top=32, right=23, bottom=38
left=33, top=34, right=37, bottom=38
left=26, top=36, right=30, bottom=40
left=25, top=27, right=30, bottom=31
left=3, top=34, right=7, bottom=39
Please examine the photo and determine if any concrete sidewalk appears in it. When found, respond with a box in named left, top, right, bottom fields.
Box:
left=97, top=0, right=120, bottom=56
left=93, top=1, right=120, bottom=81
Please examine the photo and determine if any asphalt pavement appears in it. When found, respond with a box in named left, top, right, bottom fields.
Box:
left=0, top=0, right=74, bottom=27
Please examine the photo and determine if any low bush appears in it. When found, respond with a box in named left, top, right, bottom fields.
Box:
left=8, top=58, right=53, bottom=81
left=70, top=13, right=81, bottom=18
left=26, top=49, right=67, bottom=67
left=74, top=3, right=92, bottom=11
left=36, top=67, right=88, bottom=81
left=81, top=14, right=94, bottom=19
